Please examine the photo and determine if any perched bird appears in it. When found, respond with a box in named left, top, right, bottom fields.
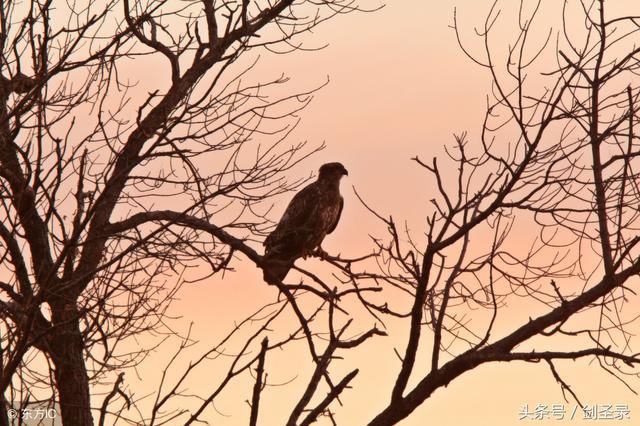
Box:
left=262, top=162, right=348, bottom=284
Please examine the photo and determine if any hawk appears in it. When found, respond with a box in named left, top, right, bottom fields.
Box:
left=262, top=162, right=348, bottom=284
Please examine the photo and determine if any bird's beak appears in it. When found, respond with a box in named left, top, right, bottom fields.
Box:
left=343, top=168, right=349, bottom=176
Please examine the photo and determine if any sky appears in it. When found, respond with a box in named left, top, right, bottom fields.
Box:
left=114, top=1, right=640, bottom=425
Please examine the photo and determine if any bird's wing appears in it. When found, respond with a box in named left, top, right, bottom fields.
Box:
left=265, top=183, right=321, bottom=247
left=283, top=184, right=321, bottom=226
left=326, top=195, right=343, bottom=234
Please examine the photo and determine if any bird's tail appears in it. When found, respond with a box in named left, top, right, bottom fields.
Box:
left=262, top=255, right=293, bottom=284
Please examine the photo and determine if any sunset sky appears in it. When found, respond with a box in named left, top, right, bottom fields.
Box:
left=117, top=1, right=640, bottom=425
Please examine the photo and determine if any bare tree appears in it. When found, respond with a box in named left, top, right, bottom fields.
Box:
left=350, top=0, right=640, bottom=424
left=0, top=0, right=380, bottom=425
left=6, top=0, right=640, bottom=425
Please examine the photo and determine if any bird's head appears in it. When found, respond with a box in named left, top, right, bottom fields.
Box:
left=318, top=162, right=348, bottom=182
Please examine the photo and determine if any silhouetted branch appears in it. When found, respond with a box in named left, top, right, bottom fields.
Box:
left=249, top=337, right=268, bottom=426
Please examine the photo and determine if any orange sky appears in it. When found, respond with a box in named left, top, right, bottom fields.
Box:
left=116, top=1, right=640, bottom=425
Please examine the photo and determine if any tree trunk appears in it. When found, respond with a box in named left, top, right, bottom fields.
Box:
left=49, top=304, right=93, bottom=426
left=0, top=397, right=8, bottom=426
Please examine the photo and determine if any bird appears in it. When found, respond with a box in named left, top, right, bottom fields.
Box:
left=262, top=162, right=348, bottom=284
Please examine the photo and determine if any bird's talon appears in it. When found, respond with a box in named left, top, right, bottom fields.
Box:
left=313, top=248, right=328, bottom=260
